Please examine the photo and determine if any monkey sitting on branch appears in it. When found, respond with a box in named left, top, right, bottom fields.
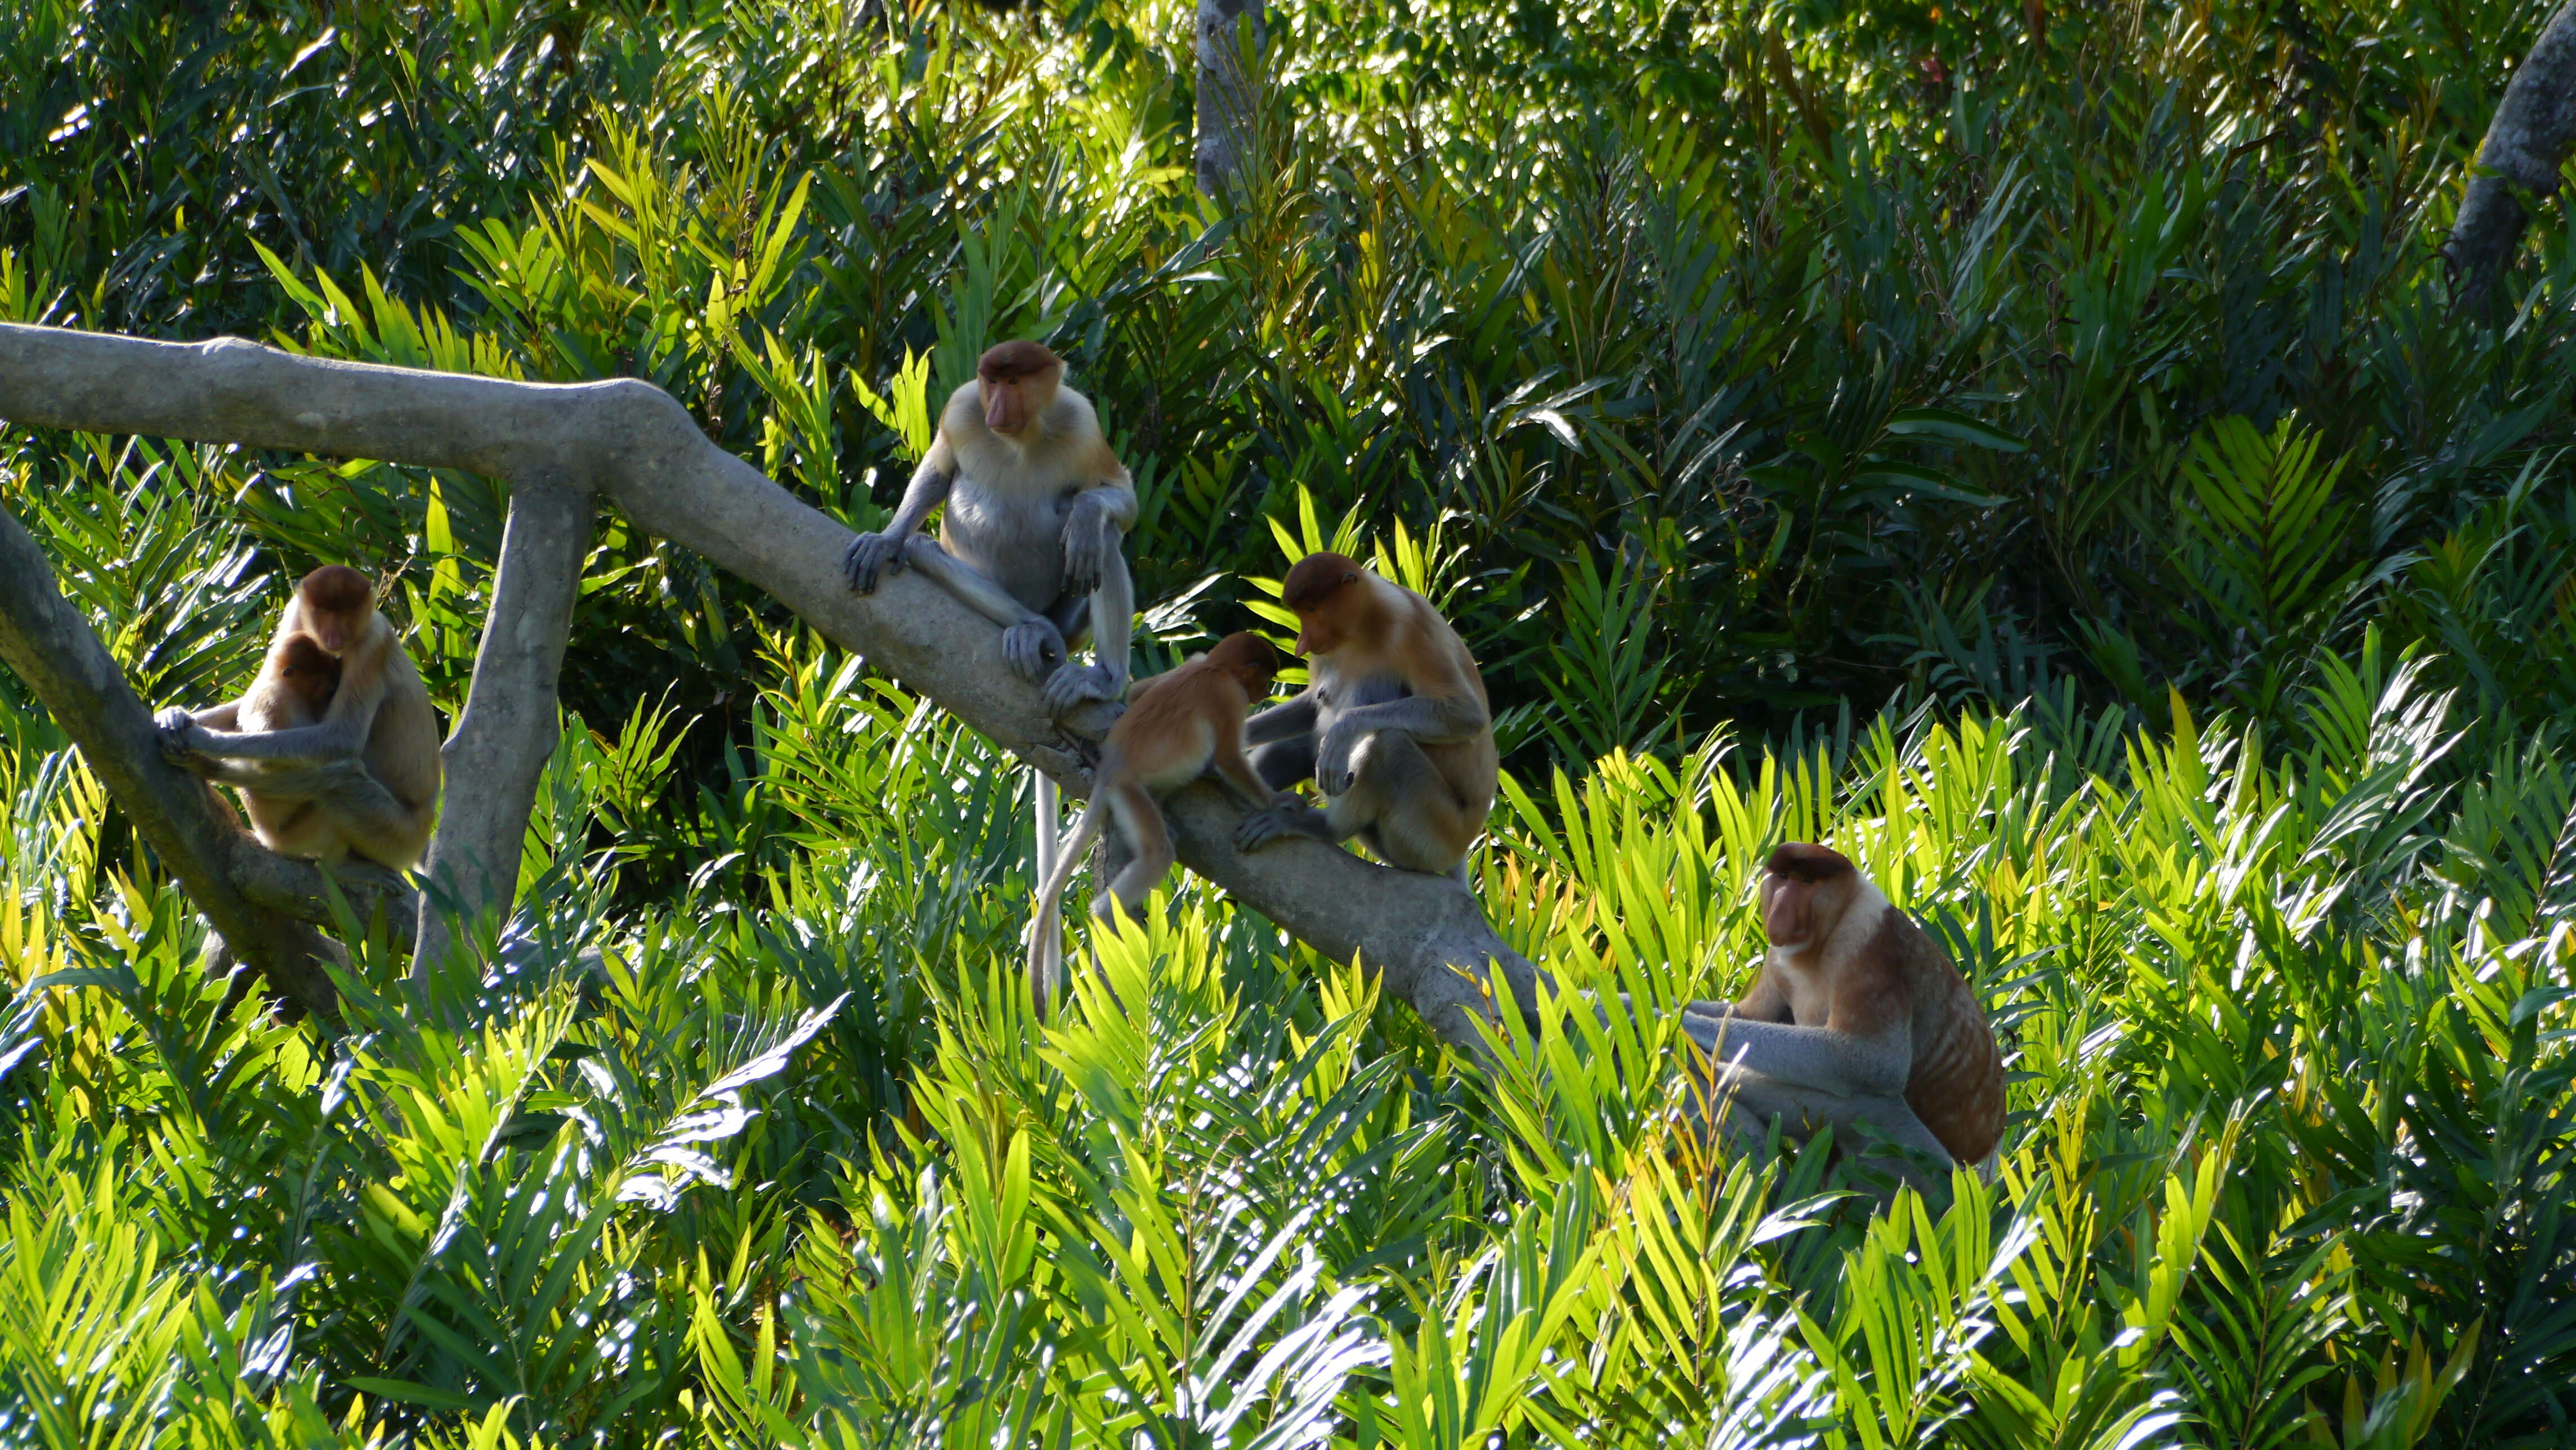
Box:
left=1682, top=843, right=2005, bottom=1198
left=843, top=339, right=1139, bottom=996
left=1023, top=632, right=1285, bottom=1018
left=1234, top=552, right=1497, bottom=883
left=842, top=339, right=1136, bottom=714
left=157, top=565, right=442, bottom=871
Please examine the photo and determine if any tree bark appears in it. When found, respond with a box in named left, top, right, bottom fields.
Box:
left=0, top=503, right=360, bottom=1020
left=2448, top=0, right=2576, bottom=315
left=0, top=324, right=1537, bottom=1057
left=1195, top=0, right=1265, bottom=199
left=413, top=480, right=594, bottom=979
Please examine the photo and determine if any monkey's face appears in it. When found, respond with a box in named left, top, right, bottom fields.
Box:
left=976, top=341, right=1064, bottom=437
left=298, top=566, right=376, bottom=653
left=1759, top=869, right=1854, bottom=951
left=1278, top=553, right=1367, bottom=656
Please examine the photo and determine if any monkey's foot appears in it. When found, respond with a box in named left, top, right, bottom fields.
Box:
left=1003, top=618, right=1069, bottom=682
left=1040, top=660, right=1120, bottom=714
left=1233, top=803, right=1325, bottom=853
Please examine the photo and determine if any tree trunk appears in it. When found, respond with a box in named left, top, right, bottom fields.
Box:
left=414, top=480, right=594, bottom=979
left=0, top=325, right=1539, bottom=1058
left=2448, top=0, right=2576, bottom=315
left=1195, top=0, right=1266, bottom=199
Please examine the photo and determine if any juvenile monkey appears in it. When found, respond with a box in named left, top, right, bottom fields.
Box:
left=158, top=565, right=441, bottom=871
left=842, top=339, right=1137, bottom=713
left=1233, top=552, right=1496, bottom=882
left=223, top=631, right=345, bottom=856
left=1682, top=843, right=2005, bottom=1193
left=1023, top=632, right=1284, bottom=1017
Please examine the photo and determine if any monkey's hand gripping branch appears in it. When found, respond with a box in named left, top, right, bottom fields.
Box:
left=0, top=324, right=1542, bottom=1057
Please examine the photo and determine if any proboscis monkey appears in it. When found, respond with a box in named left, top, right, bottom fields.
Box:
left=225, top=631, right=345, bottom=857
left=1023, top=632, right=1285, bottom=1017
left=1232, top=552, right=1496, bottom=882
left=1681, top=843, right=2005, bottom=1195
left=843, top=339, right=1139, bottom=995
left=157, top=565, right=441, bottom=871
left=842, top=339, right=1137, bottom=713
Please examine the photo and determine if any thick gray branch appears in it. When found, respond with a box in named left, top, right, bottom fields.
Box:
left=0, top=502, right=360, bottom=1019
left=1195, top=0, right=1266, bottom=198
left=2448, top=0, right=2576, bottom=314
left=0, top=324, right=1539, bottom=1056
left=414, top=481, right=594, bottom=979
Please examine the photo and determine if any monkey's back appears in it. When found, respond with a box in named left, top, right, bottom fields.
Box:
left=1887, top=912, right=2006, bottom=1163
left=1398, top=594, right=1499, bottom=818
left=1107, top=659, right=1244, bottom=791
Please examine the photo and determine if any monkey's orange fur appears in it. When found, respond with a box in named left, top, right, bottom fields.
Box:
left=1023, top=633, right=1282, bottom=1016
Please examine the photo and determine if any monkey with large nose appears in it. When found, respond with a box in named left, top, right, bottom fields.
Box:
left=844, top=341, right=1142, bottom=996
left=1681, top=843, right=2006, bottom=1196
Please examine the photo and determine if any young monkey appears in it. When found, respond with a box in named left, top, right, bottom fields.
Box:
left=1233, top=552, right=1497, bottom=881
left=225, top=632, right=345, bottom=857
left=1023, top=632, right=1285, bottom=1017
left=1681, top=843, right=2005, bottom=1196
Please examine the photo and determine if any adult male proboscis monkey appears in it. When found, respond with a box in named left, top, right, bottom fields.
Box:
left=842, top=339, right=1139, bottom=995
left=158, top=565, right=442, bottom=871
left=1682, top=843, right=2006, bottom=1196
left=1233, top=551, right=1497, bottom=882
left=1022, top=631, right=1285, bottom=1017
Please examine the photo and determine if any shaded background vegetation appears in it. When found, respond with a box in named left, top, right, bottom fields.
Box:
left=0, top=0, right=2570, bottom=1443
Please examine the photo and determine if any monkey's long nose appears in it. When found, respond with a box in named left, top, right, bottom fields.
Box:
left=985, top=388, right=1020, bottom=432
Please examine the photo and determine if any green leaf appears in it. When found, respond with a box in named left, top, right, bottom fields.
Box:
left=1886, top=406, right=2030, bottom=453
left=1854, top=462, right=2006, bottom=508
left=344, top=1376, right=482, bottom=1410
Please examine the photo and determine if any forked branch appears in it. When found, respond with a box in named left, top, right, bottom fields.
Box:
left=0, top=324, right=1537, bottom=1054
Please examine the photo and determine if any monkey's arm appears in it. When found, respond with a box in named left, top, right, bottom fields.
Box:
left=1313, top=690, right=1487, bottom=795
left=1059, top=471, right=1136, bottom=598
left=1686, top=1015, right=1913, bottom=1097
left=1043, top=548, right=1133, bottom=714
left=159, top=673, right=384, bottom=768
left=844, top=438, right=957, bottom=593
left=1208, top=715, right=1294, bottom=813
left=191, top=700, right=245, bottom=732
left=1242, top=690, right=1321, bottom=746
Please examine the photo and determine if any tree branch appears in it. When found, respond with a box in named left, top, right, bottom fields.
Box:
left=1195, top=0, right=1265, bottom=198
left=414, top=480, right=593, bottom=978
left=0, top=324, right=1539, bottom=1055
left=2448, top=0, right=2576, bottom=315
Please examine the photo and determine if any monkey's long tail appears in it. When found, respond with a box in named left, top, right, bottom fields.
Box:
left=1025, top=798, right=1108, bottom=1019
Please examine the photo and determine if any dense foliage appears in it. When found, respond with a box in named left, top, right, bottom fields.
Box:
left=0, top=0, right=2570, bottom=1443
